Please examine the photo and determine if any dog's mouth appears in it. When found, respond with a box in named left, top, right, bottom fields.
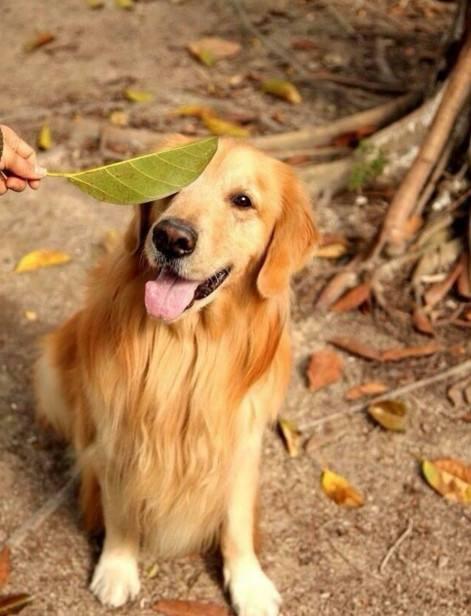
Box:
left=144, top=265, right=231, bottom=321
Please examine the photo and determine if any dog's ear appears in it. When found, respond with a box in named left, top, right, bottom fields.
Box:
left=257, top=167, right=318, bottom=298
left=124, top=203, right=153, bottom=255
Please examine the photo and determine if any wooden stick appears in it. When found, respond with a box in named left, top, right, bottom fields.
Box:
left=300, top=358, right=471, bottom=431
left=379, top=519, right=413, bottom=575
left=252, top=92, right=420, bottom=152
left=380, top=27, right=471, bottom=248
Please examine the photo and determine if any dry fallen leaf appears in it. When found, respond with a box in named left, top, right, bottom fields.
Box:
left=412, top=307, right=434, bottom=335
left=345, top=381, right=388, bottom=401
left=24, top=310, right=38, bottom=322
left=313, top=243, right=348, bottom=259
left=368, top=400, right=407, bottom=432
left=16, top=249, right=71, bottom=273
left=262, top=79, right=302, bottom=104
left=175, top=104, right=215, bottom=119
left=380, top=342, right=440, bottom=362
left=278, top=418, right=301, bottom=457
left=124, top=88, right=154, bottom=103
left=109, top=110, right=129, bottom=127
left=331, top=282, right=371, bottom=313
left=329, top=337, right=382, bottom=361
left=424, top=260, right=463, bottom=308
left=152, top=599, right=230, bottom=616
left=100, top=229, right=120, bottom=253
left=86, top=0, right=105, bottom=8
left=0, top=594, right=33, bottom=615
left=0, top=546, right=10, bottom=589
left=321, top=469, right=364, bottom=507
left=24, top=32, right=55, bottom=52
left=307, top=349, right=343, bottom=392
left=202, top=115, right=249, bottom=138
left=422, top=459, right=471, bottom=504
left=115, top=0, right=134, bottom=9
left=37, top=124, right=53, bottom=151
left=187, top=37, right=241, bottom=66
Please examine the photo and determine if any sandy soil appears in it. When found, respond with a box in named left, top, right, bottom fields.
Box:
left=0, top=1, right=469, bottom=615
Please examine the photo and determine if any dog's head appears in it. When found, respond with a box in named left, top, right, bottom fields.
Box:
left=125, top=138, right=318, bottom=322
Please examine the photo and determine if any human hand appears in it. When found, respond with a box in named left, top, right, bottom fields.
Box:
left=0, top=124, right=47, bottom=195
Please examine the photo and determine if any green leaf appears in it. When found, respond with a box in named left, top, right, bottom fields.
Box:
left=48, top=137, right=218, bottom=205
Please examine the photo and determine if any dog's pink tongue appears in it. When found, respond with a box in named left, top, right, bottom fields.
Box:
left=145, top=269, right=199, bottom=321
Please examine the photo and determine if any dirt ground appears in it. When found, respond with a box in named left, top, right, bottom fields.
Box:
left=1, top=1, right=470, bottom=615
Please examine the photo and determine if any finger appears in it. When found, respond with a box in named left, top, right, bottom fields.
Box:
left=2, top=144, right=46, bottom=180
left=6, top=176, right=28, bottom=192
left=28, top=179, right=41, bottom=190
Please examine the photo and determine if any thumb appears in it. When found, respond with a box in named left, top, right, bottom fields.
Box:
left=1, top=144, right=47, bottom=180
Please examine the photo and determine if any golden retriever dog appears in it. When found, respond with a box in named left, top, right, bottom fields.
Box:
left=35, top=137, right=317, bottom=615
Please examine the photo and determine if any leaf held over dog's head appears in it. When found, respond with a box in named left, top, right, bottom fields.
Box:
left=422, top=459, right=471, bottom=504
left=321, top=469, right=364, bottom=507
left=152, top=599, right=230, bottom=616
left=47, top=137, right=218, bottom=205
left=307, top=349, right=343, bottom=392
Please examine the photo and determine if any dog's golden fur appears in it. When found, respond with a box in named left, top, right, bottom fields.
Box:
left=35, top=138, right=317, bottom=613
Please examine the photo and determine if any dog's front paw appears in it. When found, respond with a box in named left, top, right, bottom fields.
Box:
left=226, top=561, right=281, bottom=616
left=90, top=552, right=141, bottom=607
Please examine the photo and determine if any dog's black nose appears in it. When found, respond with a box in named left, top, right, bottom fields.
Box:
left=152, top=218, right=198, bottom=258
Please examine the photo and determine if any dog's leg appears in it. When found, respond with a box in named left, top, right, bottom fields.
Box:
left=90, top=492, right=141, bottom=608
left=221, top=430, right=281, bottom=616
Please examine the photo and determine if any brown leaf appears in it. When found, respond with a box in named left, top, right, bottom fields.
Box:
left=321, top=469, right=364, bottom=507
left=412, top=307, right=434, bottom=335
left=424, top=260, right=463, bottom=308
left=187, top=37, right=241, bottom=66
left=313, top=243, right=347, bottom=259
left=380, top=341, right=440, bottom=362
left=422, top=459, right=471, bottom=504
left=456, top=253, right=471, bottom=298
left=153, top=599, right=230, bottom=616
left=331, top=282, right=371, bottom=313
left=306, top=350, right=343, bottom=392
left=459, top=412, right=471, bottom=422
left=0, top=594, right=33, bottom=615
left=278, top=418, right=301, bottom=457
left=24, top=32, right=55, bottom=52
left=329, top=337, right=382, bottom=361
left=291, top=38, right=318, bottom=50
left=345, top=381, right=388, bottom=401
left=316, top=271, right=359, bottom=310
left=0, top=547, right=10, bottom=589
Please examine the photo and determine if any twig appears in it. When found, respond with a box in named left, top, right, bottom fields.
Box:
left=252, top=92, right=420, bottom=152
left=4, top=468, right=80, bottom=549
left=300, top=358, right=471, bottom=431
left=379, top=519, right=414, bottom=575
left=379, top=25, right=471, bottom=248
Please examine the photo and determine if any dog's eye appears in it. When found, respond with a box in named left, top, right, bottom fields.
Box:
left=231, top=193, right=253, bottom=209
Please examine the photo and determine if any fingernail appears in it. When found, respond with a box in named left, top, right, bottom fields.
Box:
left=35, top=165, right=48, bottom=178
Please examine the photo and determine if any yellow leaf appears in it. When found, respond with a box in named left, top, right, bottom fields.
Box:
left=24, top=310, right=38, bottom=321
left=124, top=88, right=154, bottom=103
left=262, top=79, right=302, bottom=104
left=37, top=124, right=53, bottom=151
left=101, top=229, right=120, bottom=253
left=321, top=469, right=364, bottom=507
left=86, top=0, right=105, bottom=7
left=187, top=37, right=241, bottom=66
left=278, top=418, right=301, bottom=457
left=422, top=459, right=471, bottom=504
left=368, top=400, right=407, bottom=432
left=174, top=104, right=215, bottom=119
left=202, top=115, right=250, bottom=138
left=313, top=243, right=348, bottom=258
left=115, top=0, right=134, bottom=9
left=16, top=249, right=71, bottom=273
left=109, top=111, right=129, bottom=126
